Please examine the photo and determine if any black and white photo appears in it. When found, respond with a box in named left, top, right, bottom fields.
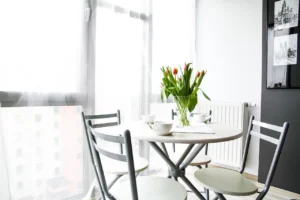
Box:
left=273, top=34, right=298, bottom=65
left=275, top=0, right=299, bottom=30
left=267, top=66, right=288, bottom=88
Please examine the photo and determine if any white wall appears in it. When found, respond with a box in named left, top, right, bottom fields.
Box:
left=196, top=0, right=262, bottom=175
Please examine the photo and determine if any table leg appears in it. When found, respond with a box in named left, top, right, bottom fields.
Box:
left=215, top=193, right=226, bottom=200
left=176, top=144, right=195, bottom=167
left=148, top=142, right=207, bottom=200
left=180, top=175, right=206, bottom=200
left=180, top=143, right=206, bottom=170
left=159, top=143, right=172, bottom=178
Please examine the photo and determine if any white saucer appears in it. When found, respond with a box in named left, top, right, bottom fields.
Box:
left=153, top=131, right=173, bottom=136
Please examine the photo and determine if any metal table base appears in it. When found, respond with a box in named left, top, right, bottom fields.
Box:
left=149, top=142, right=207, bottom=200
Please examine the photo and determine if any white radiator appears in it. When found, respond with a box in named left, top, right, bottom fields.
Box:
left=195, top=101, right=249, bottom=168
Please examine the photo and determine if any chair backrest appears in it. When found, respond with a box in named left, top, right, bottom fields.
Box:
left=82, top=112, right=138, bottom=200
left=84, top=110, right=121, bottom=128
left=84, top=111, right=123, bottom=154
left=240, top=116, right=289, bottom=200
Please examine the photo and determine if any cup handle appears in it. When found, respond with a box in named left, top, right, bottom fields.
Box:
left=150, top=123, right=158, bottom=131
left=204, top=115, right=212, bottom=123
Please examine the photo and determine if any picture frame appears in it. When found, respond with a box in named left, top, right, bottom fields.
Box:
left=267, top=0, right=300, bottom=88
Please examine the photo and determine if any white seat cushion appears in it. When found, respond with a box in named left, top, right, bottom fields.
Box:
left=194, top=168, right=258, bottom=196
left=112, top=176, right=187, bottom=200
left=102, top=155, right=148, bottom=175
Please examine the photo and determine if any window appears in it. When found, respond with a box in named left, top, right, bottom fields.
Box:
left=36, top=147, right=43, bottom=157
left=36, top=163, right=44, bottom=171
left=54, top=167, right=60, bottom=175
left=54, top=152, right=60, bottom=160
left=17, top=182, right=23, bottom=190
left=16, top=165, right=23, bottom=175
left=95, top=5, right=146, bottom=119
left=95, top=1, right=150, bottom=157
left=0, top=0, right=84, bottom=93
left=16, top=148, right=23, bottom=158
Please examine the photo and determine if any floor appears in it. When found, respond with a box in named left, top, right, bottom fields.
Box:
left=184, top=174, right=300, bottom=200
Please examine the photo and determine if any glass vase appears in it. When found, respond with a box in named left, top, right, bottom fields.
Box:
left=173, top=96, right=192, bottom=127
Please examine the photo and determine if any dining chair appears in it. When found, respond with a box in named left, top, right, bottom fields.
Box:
left=85, top=118, right=187, bottom=200
left=194, top=116, right=289, bottom=200
left=82, top=112, right=149, bottom=197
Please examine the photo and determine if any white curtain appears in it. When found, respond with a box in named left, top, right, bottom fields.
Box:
left=0, top=0, right=91, bottom=199
left=94, top=0, right=151, bottom=156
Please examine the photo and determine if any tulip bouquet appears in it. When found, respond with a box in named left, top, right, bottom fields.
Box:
left=160, top=63, right=210, bottom=127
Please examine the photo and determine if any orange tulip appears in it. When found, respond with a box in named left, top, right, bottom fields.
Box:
left=196, top=71, right=201, bottom=77
left=173, top=67, right=178, bottom=75
left=184, top=64, right=188, bottom=71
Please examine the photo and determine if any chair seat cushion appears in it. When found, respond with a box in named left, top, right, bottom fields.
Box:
left=102, top=155, right=148, bottom=175
left=112, top=176, right=187, bottom=200
left=194, top=168, right=258, bottom=196
left=171, top=153, right=211, bottom=166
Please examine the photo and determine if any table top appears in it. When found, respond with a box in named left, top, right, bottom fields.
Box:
left=95, top=121, right=243, bottom=144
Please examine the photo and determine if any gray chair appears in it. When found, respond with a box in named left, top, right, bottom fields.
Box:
left=82, top=111, right=148, bottom=196
left=194, top=116, right=289, bottom=200
left=84, top=115, right=187, bottom=200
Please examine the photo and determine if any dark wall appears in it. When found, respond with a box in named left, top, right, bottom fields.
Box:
left=260, top=0, right=300, bottom=194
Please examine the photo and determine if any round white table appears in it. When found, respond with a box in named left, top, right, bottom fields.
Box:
left=96, top=121, right=243, bottom=200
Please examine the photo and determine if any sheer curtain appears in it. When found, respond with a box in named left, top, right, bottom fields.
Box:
left=94, top=0, right=151, bottom=155
left=0, top=0, right=91, bottom=199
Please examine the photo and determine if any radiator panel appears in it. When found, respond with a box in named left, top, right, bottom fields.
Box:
left=196, top=102, right=248, bottom=168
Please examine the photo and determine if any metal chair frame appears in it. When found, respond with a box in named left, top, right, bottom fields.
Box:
left=82, top=111, right=128, bottom=199
left=83, top=115, right=139, bottom=200
left=212, top=116, right=289, bottom=200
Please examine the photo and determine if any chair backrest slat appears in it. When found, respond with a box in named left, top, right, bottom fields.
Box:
left=93, top=122, right=118, bottom=128
left=252, top=120, right=283, bottom=133
left=84, top=110, right=121, bottom=129
left=93, top=141, right=127, bottom=162
left=250, top=131, right=279, bottom=145
left=85, top=113, right=118, bottom=119
left=91, top=129, right=125, bottom=144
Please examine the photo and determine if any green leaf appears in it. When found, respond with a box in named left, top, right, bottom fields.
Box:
left=188, top=95, right=198, bottom=112
left=160, top=87, right=165, bottom=102
left=200, top=89, right=211, bottom=101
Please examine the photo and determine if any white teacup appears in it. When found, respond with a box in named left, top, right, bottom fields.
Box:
left=142, top=114, right=156, bottom=123
left=151, top=121, right=173, bottom=135
left=192, top=113, right=211, bottom=123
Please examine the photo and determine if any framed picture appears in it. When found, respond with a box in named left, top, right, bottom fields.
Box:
left=267, top=0, right=300, bottom=88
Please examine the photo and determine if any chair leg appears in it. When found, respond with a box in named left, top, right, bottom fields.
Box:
left=205, top=188, right=210, bottom=200
left=215, top=192, right=226, bottom=200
